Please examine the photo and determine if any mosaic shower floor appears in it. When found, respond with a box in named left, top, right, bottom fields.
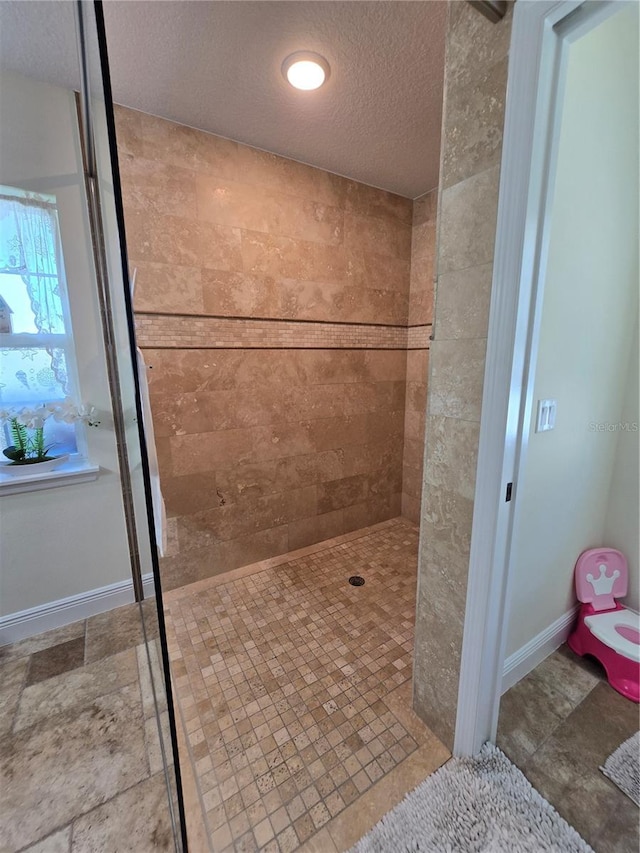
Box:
left=164, top=518, right=449, bottom=852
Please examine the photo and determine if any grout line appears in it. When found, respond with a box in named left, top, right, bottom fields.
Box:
left=13, top=824, right=74, bottom=853
left=137, top=346, right=417, bottom=352
left=135, top=310, right=426, bottom=331
left=9, top=651, right=31, bottom=739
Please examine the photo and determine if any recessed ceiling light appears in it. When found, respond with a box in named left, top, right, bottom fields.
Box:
left=282, top=51, right=330, bottom=91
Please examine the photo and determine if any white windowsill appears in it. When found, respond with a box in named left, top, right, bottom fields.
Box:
left=0, top=455, right=100, bottom=496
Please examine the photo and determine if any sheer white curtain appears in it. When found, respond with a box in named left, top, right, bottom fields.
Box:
left=0, top=194, right=69, bottom=395
left=0, top=196, right=65, bottom=333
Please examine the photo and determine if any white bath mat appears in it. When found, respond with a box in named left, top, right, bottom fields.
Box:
left=349, top=743, right=593, bottom=852
left=600, top=731, right=640, bottom=806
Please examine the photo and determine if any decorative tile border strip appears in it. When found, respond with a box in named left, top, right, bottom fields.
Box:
left=135, top=313, right=432, bottom=350
left=407, top=325, right=431, bottom=350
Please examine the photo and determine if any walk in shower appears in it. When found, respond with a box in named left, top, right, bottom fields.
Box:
left=2, top=1, right=453, bottom=850
left=4, top=2, right=632, bottom=850
left=0, top=3, right=186, bottom=850
left=103, top=2, right=447, bottom=847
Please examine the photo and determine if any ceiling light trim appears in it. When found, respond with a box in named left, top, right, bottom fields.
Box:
left=282, top=51, right=331, bottom=91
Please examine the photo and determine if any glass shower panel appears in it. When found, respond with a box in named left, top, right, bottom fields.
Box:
left=0, top=2, right=185, bottom=850
left=78, top=1, right=188, bottom=846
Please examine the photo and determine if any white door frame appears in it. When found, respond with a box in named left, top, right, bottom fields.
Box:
left=453, top=0, right=621, bottom=757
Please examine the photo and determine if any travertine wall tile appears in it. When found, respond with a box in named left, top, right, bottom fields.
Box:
left=114, top=105, right=427, bottom=586
left=434, top=263, right=493, bottom=340
left=446, top=1, right=513, bottom=96
left=234, top=144, right=348, bottom=208
left=343, top=491, right=402, bottom=533
left=240, top=230, right=347, bottom=284
left=132, top=262, right=204, bottom=315
left=413, top=1, right=513, bottom=748
left=118, top=154, right=197, bottom=218
left=421, top=484, right=474, bottom=570
left=402, top=438, right=424, bottom=475
left=123, top=210, right=243, bottom=270
left=117, top=105, right=413, bottom=327
left=401, top=493, right=421, bottom=528
left=409, top=189, right=437, bottom=327
left=441, top=55, right=509, bottom=190
left=428, top=338, right=487, bottom=421
left=405, top=349, right=430, bottom=383
left=344, top=179, right=414, bottom=225
left=413, top=190, right=438, bottom=228
left=194, top=174, right=344, bottom=245
left=438, top=165, right=501, bottom=275
left=402, top=187, right=437, bottom=524
left=423, top=415, right=480, bottom=502
left=344, top=212, right=413, bottom=260
left=288, top=509, right=346, bottom=550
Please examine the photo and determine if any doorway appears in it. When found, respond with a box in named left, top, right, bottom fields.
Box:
left=493, top=2, right=638, bottom=848
left=456, top=0, right=639, bottom=802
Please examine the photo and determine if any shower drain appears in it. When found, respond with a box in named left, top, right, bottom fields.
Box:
left=348, top=576, right=365, bottom=586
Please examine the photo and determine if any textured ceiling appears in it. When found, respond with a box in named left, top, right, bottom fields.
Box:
left=101, top=1, right=446, bottom=197
left=0, top=3, right=81, bottom=89
left=0, top=1, right=447, bottom=198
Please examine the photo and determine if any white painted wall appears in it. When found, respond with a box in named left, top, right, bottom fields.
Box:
left=506, top=5, right=639, bottom=656
left=603, top=316, right=639, bottom=611
left=0, top=72, right=135, bottom=617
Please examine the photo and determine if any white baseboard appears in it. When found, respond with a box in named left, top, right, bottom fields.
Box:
left=0, top=572, right=156, bottom=647
left=141, top=572, right=156, bottom=600
left=501, top=605, right=579, bottom=694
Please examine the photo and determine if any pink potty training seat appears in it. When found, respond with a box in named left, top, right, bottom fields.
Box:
left=568, top=548, right=640, bottom=702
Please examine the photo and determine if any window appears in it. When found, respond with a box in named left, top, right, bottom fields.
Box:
left=0, top=186, right=80, bottom=456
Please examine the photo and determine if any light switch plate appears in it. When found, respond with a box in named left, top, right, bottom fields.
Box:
left=536, top=399, right=557, bottom=432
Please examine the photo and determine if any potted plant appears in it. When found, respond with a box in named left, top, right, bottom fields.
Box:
left=0, top=398, right=99, bottom=474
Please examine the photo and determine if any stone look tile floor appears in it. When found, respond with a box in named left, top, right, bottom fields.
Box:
left=165, top=518, right=450, bottom=852
left=498, top=644, right=640, bottom=853
left=0, top=601, right=179, bottom=853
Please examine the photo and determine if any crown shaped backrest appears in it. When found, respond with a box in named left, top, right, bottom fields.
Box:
left=575, top=548, right=628, bottom=611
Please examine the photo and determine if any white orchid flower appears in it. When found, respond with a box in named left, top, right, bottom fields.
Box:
left=15, top=406, right=36, bottom=425
left=49, top=397, right=81, bottom=423
left=3, top=398, right=98, bottom=431
left=26, top=415, right=47, bottom=429
left=78, top=404, right=99, bottom=425
left=16, top=405, right=49, bottom=430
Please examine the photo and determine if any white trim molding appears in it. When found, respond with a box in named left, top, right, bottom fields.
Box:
left=0, top=456, right=100, bottom=496
left=501, top=606, right=579, bottom=694
left=0, top=572, right=156, bottom=646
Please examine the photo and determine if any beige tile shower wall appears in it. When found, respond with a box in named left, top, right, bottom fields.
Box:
left=114, top=106, right=414, bottom=589
left=115, top=107, right=412, bottom=325
left=413, top=2, right=513, bottom=748
left=409, top=191, right=437, bottom=327
left=141, top=348, right=407, bottom=589
left=402, top=190, right=437, bottom=523
left=401, top=349, right=430, bottom=524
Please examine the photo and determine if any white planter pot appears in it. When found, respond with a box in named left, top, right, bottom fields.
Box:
left=0, top=454, right=70, bottom=477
